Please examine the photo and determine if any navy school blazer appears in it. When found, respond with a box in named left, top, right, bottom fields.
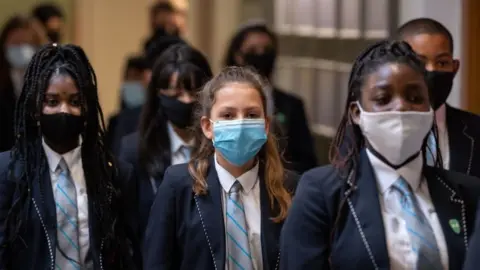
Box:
left=119, top=131, right=171, bottom=236
left=280, top=149, right=480, bottom=270
left=143, top=158, right=299, bottom=270
left=463, top=202, right=480, bottom=270
left=0, top=150, right=141, bottom=270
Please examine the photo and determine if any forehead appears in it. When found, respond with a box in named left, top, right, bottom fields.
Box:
left=365, top=62, right=424, bottom=84
left=5, top=27, right=34, bottom=45
left=404, top=33, right=452, bottom=56
left=45, top=74, right=79, bottom=94
left=241, top=31, right=273, bottom=48
left=213, top=83, right=263, bottom=107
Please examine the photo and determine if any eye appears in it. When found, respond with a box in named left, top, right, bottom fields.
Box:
left=247, top=112, right=260, bottom=118
left=45, top=98, right=58, bottom=107
left=70, top=96, right=82, bottom=107
left=221, top=112, right=233, bottom=120
left=373, top=94, right=390, bottom=106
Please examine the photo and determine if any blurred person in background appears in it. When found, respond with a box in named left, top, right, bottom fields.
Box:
left=31, top=3, right=64, bottom=43
left=111, top=36, right=186, bottom=154
left=0, top=16, right=47, bottom=152
left=144, top=1, right=180, bottom=52
left=106, top=55, right=148, bottom=151
left=119, top=43, right=213, bottom=234
left=224, top=21, right=317, bottom=174
left=397, top=18, right=480, bottom=179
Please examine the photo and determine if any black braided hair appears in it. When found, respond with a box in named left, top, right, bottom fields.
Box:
left=6, top=43, right=132, bottom=267
left=327, top=40, right=443, bottom=246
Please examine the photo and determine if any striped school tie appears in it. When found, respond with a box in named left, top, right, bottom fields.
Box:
left=226, top=181, right=254, bottom=270
left=392, top=176, right=442, bottom=269
left=55, top=158, right=81, bottom=269
left=426, top=132, right=437, bottom=166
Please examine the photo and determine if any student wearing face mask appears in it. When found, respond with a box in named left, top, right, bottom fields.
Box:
left=279, top=41, right=480, bottom=270
left=0, top=44, right=140, bottom=269
left=143, top=66, right=298, bottom=270
left=397, top=18, right=480, bottom=179
left=111, top=36, right=186, bottom=155
left=119, top=44, right=212, bottom=235
left=0, top=16, right=39, bottom=153
left=106, top=55, right=148, bottom=151
left=31, top=3, right=64, bottom=43
left=224, top=22, right=317, bottom=174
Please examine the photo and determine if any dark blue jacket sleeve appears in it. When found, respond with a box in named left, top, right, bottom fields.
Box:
left=280, top=169, right=331, bottom=270
left=142, top=167, right=176, bottom=270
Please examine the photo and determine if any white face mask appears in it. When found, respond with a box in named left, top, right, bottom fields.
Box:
left=356, top=102, right=434, bottom=166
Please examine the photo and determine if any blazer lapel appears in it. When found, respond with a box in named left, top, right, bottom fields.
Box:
left=194, top=160, right=226, bottom=270
left=424, top=166, right=467, bottom=269
left=446, top=105, right=474, bottom=175
left=259, top=168, right=281, bottom=270
left=31, top=160, right=57, bottom=253
left=347, top=150, right=389, bottom=268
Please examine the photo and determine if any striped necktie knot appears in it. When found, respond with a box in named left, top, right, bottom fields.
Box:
left=230, top=181, right=242, bottom=195
left=57, top=158, right=69, bottom=175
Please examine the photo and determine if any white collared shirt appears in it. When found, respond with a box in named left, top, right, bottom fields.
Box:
left=42, top=138, right=90, bottom=264
left=150, top=123, right=195, bottom=193
left=167, top=122, right=194, bottom=165
left=367, top=150, right=449, bottom=270
left=215, top=155, right=263, bottom=270
left=435, top=105, right=450, bottom=169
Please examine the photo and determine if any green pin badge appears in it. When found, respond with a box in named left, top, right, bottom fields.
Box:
left=276, top=112, right=286, bottom=124
left=449, top=219, right=461, bottom=234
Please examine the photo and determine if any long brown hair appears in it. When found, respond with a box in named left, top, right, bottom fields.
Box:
left=188, top=66, right=291, bottom=222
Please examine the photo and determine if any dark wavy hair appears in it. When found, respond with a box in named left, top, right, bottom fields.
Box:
left=327, top=40, right=443, bottom=244
left=6, top=44, right=132, bottom=267
left=138, top=43, right=212, bottom=177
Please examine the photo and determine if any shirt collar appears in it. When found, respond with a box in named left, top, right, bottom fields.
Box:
left=366, top=149, right=423, bottom=194
left=215, top=154, right=259, bottom=194
left=42, top=137, right=82, bottom=173
left=167, top=122, right=194, bottom=154
left=435, top=104, right=447, bottom=130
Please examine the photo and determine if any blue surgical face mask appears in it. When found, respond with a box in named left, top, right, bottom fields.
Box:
left=121, top=81, right=146, bottom=108
left=212, top=118, right=267, bottom=166
left=6, top=44, right=35, bottom=69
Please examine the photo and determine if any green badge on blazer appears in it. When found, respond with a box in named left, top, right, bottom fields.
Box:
left=449, top=219, right=461, bottom=234
left=276, top=112, right=286, bottom=124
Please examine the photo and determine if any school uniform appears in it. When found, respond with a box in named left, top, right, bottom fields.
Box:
left=280, top=149, right=480, bottom=270
left=0, top=141, right=141, bottom=269
left=143, top=156, right=299, bottom=270
left=272, top=88, right=317, bottom=173
left=119, top=123, right=194, bottom=235
left=434, top=105, right=480, bottom=177
left=463, top=204, right=480, bottom=270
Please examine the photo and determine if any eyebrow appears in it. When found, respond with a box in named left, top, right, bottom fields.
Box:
left=416, top=52, right=452, bottom=59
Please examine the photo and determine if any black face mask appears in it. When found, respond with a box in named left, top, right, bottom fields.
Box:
left=159, top=94, right=194, bottom=129
left=40, top=113, right=84, bottom=144
left=242, top=48, right=276, bottom=77
left=426, top=71, right=455, bottom=110
left=47, top=31, right=61, bottom=43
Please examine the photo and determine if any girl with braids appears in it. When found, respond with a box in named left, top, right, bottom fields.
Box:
left=143, top=67, right=298, bottom=270
left=280, top=40, right=480, bottom=270
left=119, top=43, right=212, bottom=235
left=0, top=44, right=140, bottom=269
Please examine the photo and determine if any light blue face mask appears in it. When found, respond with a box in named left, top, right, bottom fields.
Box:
left=212, top=118, right=267, bottom=166
left=121, top=81, right=146, bottom=108
left=6, top=44, right=35, bottom=69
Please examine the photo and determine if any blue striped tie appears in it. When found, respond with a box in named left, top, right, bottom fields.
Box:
left=55, top=158, right=81, bottom=269
left=426, top=132, right=436, bottom=166
left=393, top=177, right=442, bottom=269
left=226, top=181, right=253, bottom=270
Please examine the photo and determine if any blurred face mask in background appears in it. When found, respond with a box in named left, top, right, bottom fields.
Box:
left=6, top=44, right=35, bottom=69
left=121, top=81, right=146, bottom=108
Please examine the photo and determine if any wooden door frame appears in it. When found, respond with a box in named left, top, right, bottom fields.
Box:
left=462, top=0, right=480, bottom=114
